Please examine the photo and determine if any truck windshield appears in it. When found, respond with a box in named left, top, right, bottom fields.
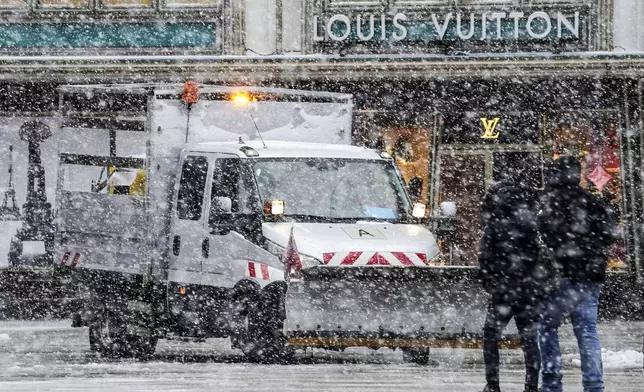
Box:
left=251, top=158, right=410, bottom=221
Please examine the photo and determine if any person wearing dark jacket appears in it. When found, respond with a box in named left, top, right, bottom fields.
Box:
left=479, top=179, right=544, bottom=392
left=537, top=156, right=616, bottom=392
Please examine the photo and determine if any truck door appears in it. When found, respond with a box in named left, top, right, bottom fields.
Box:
left=202, top=157, right=264, bottom=287
left=168, top=153, right=211, bottom=286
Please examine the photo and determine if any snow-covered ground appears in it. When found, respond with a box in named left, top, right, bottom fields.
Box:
left=564, top=349, right=643, bottom=370
left=0, top=320, right=641, bottom=391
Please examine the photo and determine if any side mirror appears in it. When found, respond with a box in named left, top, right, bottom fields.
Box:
left=440, top=201, right=457, bottom=217
left=212, top=196, right=232, bottom=214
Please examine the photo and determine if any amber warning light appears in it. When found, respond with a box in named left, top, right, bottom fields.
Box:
left=231, top=92, right=251, bottom=104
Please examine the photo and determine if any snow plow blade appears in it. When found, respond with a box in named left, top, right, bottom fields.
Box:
left=284, top=266, right=519, bottom=349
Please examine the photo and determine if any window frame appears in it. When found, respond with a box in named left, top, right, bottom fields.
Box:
left=209, top=157, right=260, bottom=225
left=176, top=154, right=210, bottom=222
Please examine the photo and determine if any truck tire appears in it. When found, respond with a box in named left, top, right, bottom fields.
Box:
left=126, top=334, right=158, bottom=361
left=230, top=280, right=292, bottom=363
left=229, top=280, right=261, bottom=354
left=402, top=347, right=430, bottom=365
left=250, top=281, right=293, bottom=364
left=88, top=300, right=157, bottom=360
left=88, top=304, right=127, bottom=358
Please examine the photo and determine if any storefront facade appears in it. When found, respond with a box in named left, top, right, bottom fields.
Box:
left=0, top=0, right=643, bottom=315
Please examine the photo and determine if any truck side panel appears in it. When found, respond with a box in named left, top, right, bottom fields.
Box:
left=56, top=191, right=148, bottom=273
left=55, top=88, right=157, bottom=277
left=58, top=191, right=147, bottom=236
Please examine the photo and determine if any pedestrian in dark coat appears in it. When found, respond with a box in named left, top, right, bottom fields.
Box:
left=537, top=156, right=617, bottom=392
left=479, top=178, right=545, bottom=392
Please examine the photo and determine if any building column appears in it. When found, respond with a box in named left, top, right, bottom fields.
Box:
left=244, top=0, right=277, bottom=55
left=613, top=0, right=641, bottom=50
left=280, top=0, right=304, bottom=53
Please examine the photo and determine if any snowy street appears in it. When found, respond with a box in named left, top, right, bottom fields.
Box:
left=0, top=319, right=641, bottom=391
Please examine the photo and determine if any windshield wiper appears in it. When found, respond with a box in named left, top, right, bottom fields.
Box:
left=284, top=214, right=337, bottom=223
left=285, top=215, right=406, bottom=224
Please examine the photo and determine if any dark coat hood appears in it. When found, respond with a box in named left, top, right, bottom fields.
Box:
left=546, top=155, right=582, bottom=187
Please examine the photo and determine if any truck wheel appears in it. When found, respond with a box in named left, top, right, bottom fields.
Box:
left=250, top=281, right=294, bottom=364
left=89, top=304, right=157, bottom=360
left=402, top=347, right=430, bottom=365
left=89, top=305, right=127, bottom=358
left=126, top=334, right=158, bottom=361
left=229, top=280, right=260, bottom=354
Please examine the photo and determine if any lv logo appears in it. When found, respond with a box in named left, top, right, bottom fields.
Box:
left=480, top=117, right=501, bottom=139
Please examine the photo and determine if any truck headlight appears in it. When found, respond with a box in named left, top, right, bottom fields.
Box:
left=412, top=203, right=427, bottom=218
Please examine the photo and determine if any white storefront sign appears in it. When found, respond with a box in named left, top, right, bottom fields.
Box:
left=312, top=11, right=580, bottom=42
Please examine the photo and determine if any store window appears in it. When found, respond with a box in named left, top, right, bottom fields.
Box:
left=39, top=0, right=89, bottom=6
left=165, top=0, right=218, bottom=7
left=103, top=0, right=152, bottom=6
left=492, top=151, right=542, bottom=189
left=438, top=153, right=487, bottom=266
left=379, top=128, right=431, bottom=203
left=547, top=112, right=625, bottom=269
left=0, top=0, right=27, bottom=7
left=39, top=0, right=88, bottom=7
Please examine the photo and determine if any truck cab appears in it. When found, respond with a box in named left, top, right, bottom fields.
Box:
left=166, top=141, right=440, bottom=340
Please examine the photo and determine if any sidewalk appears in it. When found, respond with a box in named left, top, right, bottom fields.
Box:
left=427, top=321, right=643, bottom=369
left=566, top=320, right=643, bottom=352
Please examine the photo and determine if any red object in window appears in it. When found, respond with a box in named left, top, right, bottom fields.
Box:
left=182, top=81, right=199, bottom=104
left=603, top=129, right=620, bottom=172
left=602, top=145, right=620, bottom=172
left=587, top=164, right=612, bottom=192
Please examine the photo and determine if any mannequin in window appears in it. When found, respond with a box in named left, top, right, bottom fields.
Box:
left=394, top=137, right=414, bottom=163
left=408, top=176, right=423, bottom=203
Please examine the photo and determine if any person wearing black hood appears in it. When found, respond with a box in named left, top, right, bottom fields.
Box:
left=478, top=165, right=545, bottom=392
left=537, top=155, right=616, bottom=392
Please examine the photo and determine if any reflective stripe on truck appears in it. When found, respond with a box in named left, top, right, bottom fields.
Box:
left=246, top=262, right=283, bottom=281
left=60, top=252, right=81, bottom=268
left=322, top=251, right=429, bottom=266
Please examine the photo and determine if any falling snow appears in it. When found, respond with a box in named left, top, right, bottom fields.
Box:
left=1, top=1, right=644, bottom=391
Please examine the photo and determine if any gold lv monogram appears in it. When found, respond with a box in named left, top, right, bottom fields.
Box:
left=480, top=117, right=500, bottom=139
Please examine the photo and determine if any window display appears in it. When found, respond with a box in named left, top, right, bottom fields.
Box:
left=103, top=0, right=152, bottom=7
left=165, top=0, right=218, bottom=6
left=39, top=0, right=88, bottom=7
left=548, top=112, right=625, bottom=269
left=0, top=0, right=26, bottom=7
left=379, top=128, right=430, bottom=203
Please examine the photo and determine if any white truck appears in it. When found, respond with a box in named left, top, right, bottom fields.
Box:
left=55, top=83, right=491, bottom=363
